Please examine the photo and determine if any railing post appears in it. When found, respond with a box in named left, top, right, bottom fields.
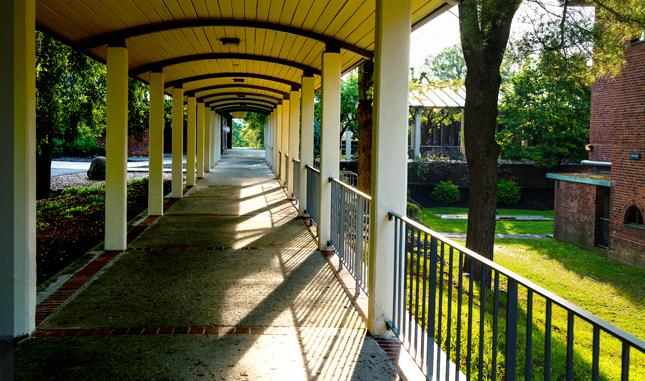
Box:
left=368, top=0, right=411, bottom=335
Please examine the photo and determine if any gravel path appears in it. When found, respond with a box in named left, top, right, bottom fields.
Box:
left=50, top=172, right=173, bottom=191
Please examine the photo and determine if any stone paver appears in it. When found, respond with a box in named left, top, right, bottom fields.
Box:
left=16, top=149, right=399, bottom=380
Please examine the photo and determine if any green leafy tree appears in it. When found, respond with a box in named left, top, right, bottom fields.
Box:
left=497, top=52, right=590, bottom=168
left=457, top=0, right=643, bottom=279
left=418, top=44, right=467, bottom=84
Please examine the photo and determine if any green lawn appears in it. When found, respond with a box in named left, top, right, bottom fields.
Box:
left=405, top=237, right=644, bottom=380
left=418, top=207, right=554, bottom=234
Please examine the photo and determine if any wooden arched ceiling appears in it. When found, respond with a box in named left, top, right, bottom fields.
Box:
left=37, top=0, right=451, bottom=100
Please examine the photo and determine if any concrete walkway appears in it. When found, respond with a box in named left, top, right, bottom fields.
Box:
left=16, top=149, right=399, bottom=380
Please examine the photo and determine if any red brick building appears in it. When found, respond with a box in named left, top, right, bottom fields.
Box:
left=549, top=40, right=645, bottom=267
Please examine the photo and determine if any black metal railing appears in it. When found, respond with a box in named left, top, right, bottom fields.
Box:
left=277, top=150, right=282, bottom=177
left=388, top=211, right=644, bottom=381
left=329, top=178, right=371, bottom=294
left=305, top=165, right=320, bottom=225
left=339, top=170, right=358, bottom=188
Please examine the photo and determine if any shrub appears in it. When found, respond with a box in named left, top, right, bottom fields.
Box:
left=66, top=135, right=104, bottom=157
left=497, top=179, right=521, bottom=205
left=407, top=201, right=421, bottom=218
left=431, top=180, right=460, bottom=205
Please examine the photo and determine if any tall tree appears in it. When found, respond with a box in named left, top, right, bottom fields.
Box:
left=418, top=44, right=467, bottom=84
left=458, top=0, right=644, bottom=280
left=357, top=60, right=374, bottom=193
left=497, top=51, right=591, bottom=168
left=459, top=0, right=522, bottom=279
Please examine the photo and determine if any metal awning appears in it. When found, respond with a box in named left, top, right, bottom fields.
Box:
left=37, top=0, right=452, bottom=112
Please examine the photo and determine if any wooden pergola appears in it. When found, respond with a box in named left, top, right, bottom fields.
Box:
left=1, top=0, right=452, bottom=339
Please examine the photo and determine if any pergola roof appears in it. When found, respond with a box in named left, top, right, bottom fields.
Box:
left=409, top=85, right=465, bottom=109
left=37, top=0, right=451, bottom=112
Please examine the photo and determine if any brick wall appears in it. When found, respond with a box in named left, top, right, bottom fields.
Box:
left=553, top=180, right=598, bottom=251
left=607, top=42, right=645, bottom=266
left=589, top=78, right=613, bottom=161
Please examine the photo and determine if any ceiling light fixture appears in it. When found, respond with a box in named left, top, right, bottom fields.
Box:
left=219, top=37, right=241, bottom=46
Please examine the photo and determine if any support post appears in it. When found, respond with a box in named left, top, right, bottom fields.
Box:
left=275, top=104, right=283, bottom=177
left=105, top=44, right=129, bottom=251
left=280, top=100, right=290, bottom=186
left=171, top=87, right=184, bottom=198
left=186, top=96, right=197, bottom=186
left=288, top=89, right=300, bottom=197
left=460, top=109, right=466, bottom=157
left=205, top=109, right=211, bottom=172
left=214, top=113, right=221, bottom=163
left=300, top=75, right=315, bottom=216
left=0, top=0, right=36, bottom=339
left=368, top=0, right=411, bottom=335
left=414, top=108, right=421, bottom=159
left=196, top=102, right=205, bottom=178
left=345, top=130, right=353, bottom=161
left=148, top=71, right=165, bottom=216
left=319, top=48, right=342, bottom=251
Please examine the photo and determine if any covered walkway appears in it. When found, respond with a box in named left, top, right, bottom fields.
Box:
left=15, top=149, right=398, bottom=380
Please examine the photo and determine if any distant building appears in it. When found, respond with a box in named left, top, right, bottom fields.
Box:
left=408, top=85, right=465, bottom=160
left=548, top=39, right=645, bottom=267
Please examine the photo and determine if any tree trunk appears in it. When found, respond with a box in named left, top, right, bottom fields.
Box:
left=458, top=0, right=521, bottom=283
left=357, top=60, right=373, bottom=194
left=37, top=144, right=53, bottom=199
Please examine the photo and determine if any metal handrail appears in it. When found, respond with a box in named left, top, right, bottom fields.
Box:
left=329, top=177, right=371, bottom=201
left=388, top=210, right=645, bottom=352
left=292, top=158, right=301, bottom=164
left=305, top=164, right=320, bottom=174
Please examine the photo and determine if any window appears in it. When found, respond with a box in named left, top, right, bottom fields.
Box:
left=624, top=205, right=644, bottom=228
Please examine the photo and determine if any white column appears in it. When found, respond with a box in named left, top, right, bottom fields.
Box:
left=275, top=104, right=283, bottom=177
left=299, top=75, right=315, bottom=216
left=414, top=109, right=421, bottom=159
left=272, top=111, right=279, bottom=171
left=280, top=100, right=290, bottom=186
left=148, top=71, right=165, bottom=216
left=288, top=89, right=300, bottom=197
left=0, top=0, right=36, bottom=338
left=205, top=109, right=211, bottom=172
left=368, top=0, right=411, bottom=335
left=345, top=130, right=353, bottom=161
left=171, top=87, right=184, bottom=198
left=319, top=48, right=342, bottom=251
left=104, top=44, right=129, bottom=251
left=215, top=113, right=221, bottom=163
left=196, top=102, right=205, bottom=178
left=186, top=96, right=197, bottom=186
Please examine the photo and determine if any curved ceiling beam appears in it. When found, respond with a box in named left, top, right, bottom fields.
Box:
left=209, top=102, right=276, bottom=111
left=165, top=73, right=299, bottom=89
left=215, top=103, right=273, bottom=111
left=191, top=84, right=289, bottom=100
left=214, top=107, right=272, bottom=115
left=131, top=53, right=320, bottom=76
left=207, top=99, right=277, bottom=108
left=200, top=92, right=282, bottom=103
left=77, top=19, right=372, bottom=58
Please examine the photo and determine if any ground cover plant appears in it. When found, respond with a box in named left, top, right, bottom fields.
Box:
left=36, top=178, right=170, bottom=284
left=417, top=207, right=554, bottom=235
